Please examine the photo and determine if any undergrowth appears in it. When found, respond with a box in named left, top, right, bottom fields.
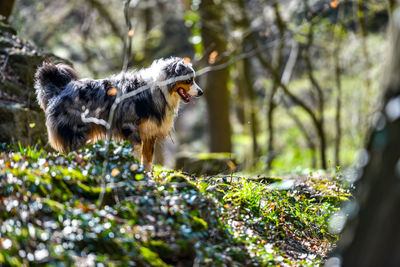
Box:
left=0, top=141, right=351, bottom=266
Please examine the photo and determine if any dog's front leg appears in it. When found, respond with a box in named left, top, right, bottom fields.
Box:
left=121, top=123, right=141, bottom=144
left=141, top=138, right=156, bottom=172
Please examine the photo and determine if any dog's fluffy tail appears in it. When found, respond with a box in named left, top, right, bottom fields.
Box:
left=35, top=62, right=78, bottom=110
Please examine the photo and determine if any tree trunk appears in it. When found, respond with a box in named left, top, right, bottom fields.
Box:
left=303, top=0, right=327, bottom=169
left=243, top=53, right=259, bottom=160
left=388, top=0, right=395, bottom=16
left=266, top=84, right=278, bottom=170
left=199, top=0, right=231, bottom=153
left=355, top=0, right=373, bottom=140
left=0, top=0, right=14, bottom=21
left=334, top=49, right=342, bottom=167
left=234, top=61, right=246, bottom=125
left=143, top=6, right=153, bottom=65
left=265, top=3, right=290, bottom=170
left=333, top=16, right=343, bottom=167
left=234, top=0, right=261, bottom=163
left=339, top=8, right=400, bottom=265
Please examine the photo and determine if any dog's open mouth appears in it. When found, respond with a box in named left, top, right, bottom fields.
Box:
left=177, top=87, right=195, bottom=104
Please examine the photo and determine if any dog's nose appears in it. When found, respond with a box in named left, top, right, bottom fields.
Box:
left=197, top=89, right=203, bottom=96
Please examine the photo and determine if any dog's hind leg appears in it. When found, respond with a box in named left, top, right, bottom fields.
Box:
left=141, top=137, right=156, bottom=172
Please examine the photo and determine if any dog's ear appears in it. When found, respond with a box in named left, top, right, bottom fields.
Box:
left=175, top=62, right=186, bottom=76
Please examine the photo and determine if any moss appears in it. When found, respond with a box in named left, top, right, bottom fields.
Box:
left=175, top=239, right=195, bottom=259
left=163, top=174, right=188, bottom=183
left=38, top=184, right=48, bottom=196
left=0, top=141, right=349, bottom=266
left=8, top=256, right=21, bottom=267
left=196, top=152, right=232, bottom=160
left=191, top=216, right=208, bottom=231
left=163, top=174, right=197, bottom=191
left=43, top=199, right=64, bottom=212
left=320, top=195, right=350, bottom=204
left=140, top=246, right=171, bottom=267
left=176, top=152, right=237, bottom=175
left=146, top=240, right=173, bottom=259
left=229, top=247, right=249, bottom=263
left=58, top=167, right=87, bottom=181
left=52, top=180, right=73, bottom=198
left=0, top=21, right=17, bottom=35
left=75, top=182, right=112, bottom=199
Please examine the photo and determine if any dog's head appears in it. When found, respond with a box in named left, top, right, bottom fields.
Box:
left=165, top=58, right=203, bottom=104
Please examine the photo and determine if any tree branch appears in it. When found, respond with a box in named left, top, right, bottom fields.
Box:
left=87, top=0, right=123, bottom=40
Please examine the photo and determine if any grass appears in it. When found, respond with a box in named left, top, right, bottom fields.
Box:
left=193, top=175, right=349, bottom=266
left=0, top=141, right=351, bottom=266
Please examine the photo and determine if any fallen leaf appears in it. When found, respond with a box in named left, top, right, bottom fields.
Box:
left=128, top=28, right=135, bottom=37
left=227, top=160, right=236, bottom=171
left=330, top=0, right=339, bottom=8
left=184, top=57, right=191, bottom=64
left=111, top=168, right=119, bottom=177
left=208, top=50, right=218, bottom=64
left=130, top=164, right=138, bottom=171
left=77, top=203, right=94, bottom=213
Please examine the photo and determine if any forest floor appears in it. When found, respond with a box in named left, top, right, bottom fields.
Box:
left=0, top=142, right=351, bottom=266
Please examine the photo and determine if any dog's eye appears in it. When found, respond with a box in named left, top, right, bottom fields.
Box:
left=184, top=79, right=192, bottom=84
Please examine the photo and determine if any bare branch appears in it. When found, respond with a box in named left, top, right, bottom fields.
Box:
left=281, top=40, right=299, bottom=85
left=122, top=0, right=133, bottom=72
left=38, top=1, right=77, bottom=46
left=87, top=0, right=123, bottom=40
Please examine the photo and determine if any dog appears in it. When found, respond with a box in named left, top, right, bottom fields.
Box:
left=34, top=57, right=203, bottom=171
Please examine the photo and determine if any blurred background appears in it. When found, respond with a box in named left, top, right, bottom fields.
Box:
left=0, top=0, right=389, bottom=174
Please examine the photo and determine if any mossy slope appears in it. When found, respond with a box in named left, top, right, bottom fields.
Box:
left=0, top=142, right=252, bottom=266
left=0, top=141, right=350, bottom=266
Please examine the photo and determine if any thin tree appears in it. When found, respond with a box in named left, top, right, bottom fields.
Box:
left=302, top=0, right=327, bottom=169
left=236, top=0, right=260, bottom=162
left=265, top=3, right=286, bottom=170
left=333, top=6, right=345, bottom=167
left=199, top=0, right=232, bottom=153
left=355, top=0, right=373, bottom=141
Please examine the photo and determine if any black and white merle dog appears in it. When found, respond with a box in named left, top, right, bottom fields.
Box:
left=34, top=57, right=203, bottom=171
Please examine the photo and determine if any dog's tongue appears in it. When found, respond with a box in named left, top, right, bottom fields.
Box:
left=178, top=88, right=195, bottom=104
left=187, top=95, right=195, bottom=105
